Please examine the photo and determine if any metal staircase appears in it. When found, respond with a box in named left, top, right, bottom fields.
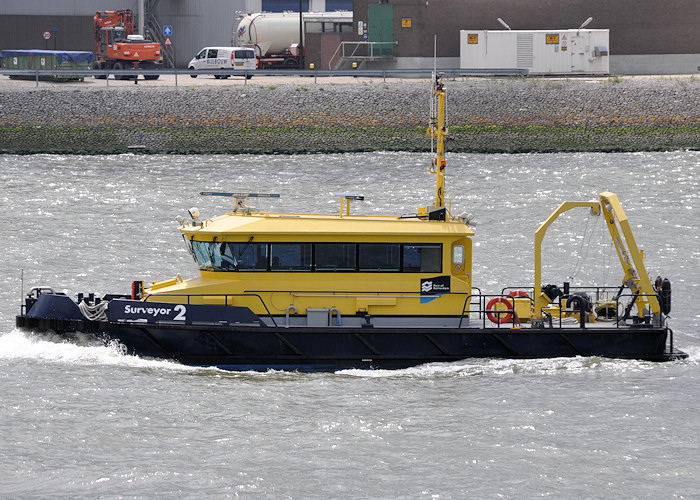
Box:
left=138, top=0, right=175, bottom=68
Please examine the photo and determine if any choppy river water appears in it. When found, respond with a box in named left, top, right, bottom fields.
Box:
left=1, top=152, right=699, bottom=498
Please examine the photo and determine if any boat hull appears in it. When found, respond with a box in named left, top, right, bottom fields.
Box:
left=15, top=314, right=686, bottom=371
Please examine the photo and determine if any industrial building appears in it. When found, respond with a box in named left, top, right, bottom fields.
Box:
left=1, top=0, right=698, bottom=74
left=351, top=0, right=699, bottom=75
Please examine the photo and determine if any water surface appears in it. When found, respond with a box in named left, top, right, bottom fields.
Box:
left=1, top=152, right=698, bottom=497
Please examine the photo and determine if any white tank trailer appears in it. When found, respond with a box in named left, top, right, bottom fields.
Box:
left=235, top=11, right=352, bottom=67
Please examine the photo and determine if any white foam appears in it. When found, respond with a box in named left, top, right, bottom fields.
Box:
left=0, top=329, right=199, bottom=372
left=678, top=343, right=700, bottom=362
left=336, top=353, right=692, bottom=378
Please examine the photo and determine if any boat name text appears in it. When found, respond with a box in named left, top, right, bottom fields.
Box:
left=123, top=304, right=187, bottom=320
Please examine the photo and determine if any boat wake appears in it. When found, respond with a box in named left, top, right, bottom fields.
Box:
left=336, top=350, right=696, bottom=379
left=0, top=328, right=199, bottom=373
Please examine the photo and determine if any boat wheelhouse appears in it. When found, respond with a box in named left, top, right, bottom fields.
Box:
left=144, top=202, right=474, bottom=329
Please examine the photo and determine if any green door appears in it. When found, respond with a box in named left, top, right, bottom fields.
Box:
left=368, top=4, right=394, bottom=57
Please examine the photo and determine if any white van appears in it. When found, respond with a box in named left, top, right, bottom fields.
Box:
left=188, top=47, right=257, bottom=79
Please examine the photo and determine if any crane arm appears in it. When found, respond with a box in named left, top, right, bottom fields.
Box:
left=599, top=191, right=660, bottom=316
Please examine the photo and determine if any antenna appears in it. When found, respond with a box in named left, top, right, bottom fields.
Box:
left=426, top=72, right=447, bottom=212
left=430, top=35, right=437, bottom=154
left=497, top=18, right=511, bottom=30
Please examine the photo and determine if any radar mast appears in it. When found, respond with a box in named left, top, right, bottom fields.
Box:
left=420, top=72, right=449, bottom=221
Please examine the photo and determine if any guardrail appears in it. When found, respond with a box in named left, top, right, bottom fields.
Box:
left=0, top=67, right=529, bottom=87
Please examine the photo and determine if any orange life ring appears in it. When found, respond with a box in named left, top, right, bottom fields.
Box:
left=486, top=297, right=513, bottom=324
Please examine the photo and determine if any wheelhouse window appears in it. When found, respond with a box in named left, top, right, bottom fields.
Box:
left=228, top=242, right=268, bottom=271
left=187, top=240, right=442, bottom=273
left=403, top=244, right=442, bottom=273
left=190, top=241, right=267, bottom=271
left=315, top=243, right=356, bottom=271
left=452, top=245, right=465, bottom=265
left=359, top=243, right=401, bottom=272
left=191, top=240, right=221, bottom=271
left=270, top=243, right=312, bottom=271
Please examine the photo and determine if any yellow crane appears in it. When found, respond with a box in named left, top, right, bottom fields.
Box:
left=532, top=192, right=661, bottom=327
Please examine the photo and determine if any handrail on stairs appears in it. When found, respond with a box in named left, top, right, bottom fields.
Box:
left=328, top=41, right=399, bottom=70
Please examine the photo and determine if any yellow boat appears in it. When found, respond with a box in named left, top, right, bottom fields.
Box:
left=17, top=74, right=687, bottom=370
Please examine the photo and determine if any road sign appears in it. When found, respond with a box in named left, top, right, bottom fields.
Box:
left=163, top=25, right=173, bottom=36
left=163, top=36, right=172, bottom=46
left=42, top=31, right=52, bottom=40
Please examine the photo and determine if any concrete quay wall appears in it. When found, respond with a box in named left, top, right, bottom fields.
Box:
left=1, top=77, right=698, bottom=154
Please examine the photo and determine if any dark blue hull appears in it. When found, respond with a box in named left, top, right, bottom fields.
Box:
left=16, top=313, right=686, bottom=371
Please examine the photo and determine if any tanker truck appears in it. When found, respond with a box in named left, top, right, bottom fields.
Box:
left=235, top=11, right=352, bottom=69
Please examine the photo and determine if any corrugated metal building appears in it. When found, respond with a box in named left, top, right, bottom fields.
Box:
left=0, top=0, right=351, bottom=68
